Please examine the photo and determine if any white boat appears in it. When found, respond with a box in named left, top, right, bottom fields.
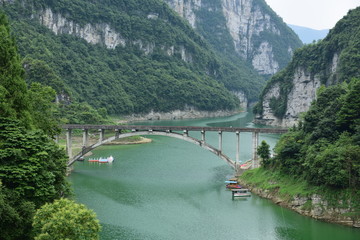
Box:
left=231, top=189, right=251, bottom=199
left=91, top=156, right=114, bottom=163
left=107, top=155, right=114, bottom=163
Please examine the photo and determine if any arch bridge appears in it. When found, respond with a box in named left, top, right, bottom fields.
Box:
left=60, top=125, right=288, bottom=171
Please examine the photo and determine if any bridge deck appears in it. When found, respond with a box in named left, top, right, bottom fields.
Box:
left=62, top=124, right=288, bottom=134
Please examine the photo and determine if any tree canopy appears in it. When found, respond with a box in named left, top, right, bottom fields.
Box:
left=268, top=78, right=360, bottom=189
left=33, top=198, right=101, bottom=240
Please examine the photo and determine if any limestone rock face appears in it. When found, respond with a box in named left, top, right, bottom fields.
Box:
left=256, top=53, right=339, bottom=127
left=32, top=8, right=194, bottom=63
left=165, top=0, right=202, bottom=28
left=37, top=8, right=126, bottom=49
left=231, top=90, right=249, bottom=110
left=165, top=0, right=297, bottom=75
left=221, top=0, right=281, bottom=75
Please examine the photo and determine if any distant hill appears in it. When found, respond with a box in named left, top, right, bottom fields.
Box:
left=288, top=24, right=329, bottom=44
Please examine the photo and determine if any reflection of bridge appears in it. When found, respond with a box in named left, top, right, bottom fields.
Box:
left=61, top=125, right=288, bottom=171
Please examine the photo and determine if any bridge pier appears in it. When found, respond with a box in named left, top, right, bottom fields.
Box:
left=218, top=131, right=222, bottom=152
left=236, top=131, right=240, bottom=165
left=115, top=129, right=121, bottom=139
left=66, top=129, right=72, bottom=159
left=252, top=132, right=259, bottom=168
left=201, top=130, right=205, bottom=142
left=99, top=129, right=105, bottom=143
left=82, top=129, right=89, bottom=148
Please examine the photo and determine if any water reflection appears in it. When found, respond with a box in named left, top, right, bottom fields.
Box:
left=70, top=113, right=360, bottom=240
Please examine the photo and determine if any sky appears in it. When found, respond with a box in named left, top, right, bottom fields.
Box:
left=265, top=0, right=360, bottom=30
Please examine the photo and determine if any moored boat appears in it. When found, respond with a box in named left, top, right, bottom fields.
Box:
left=231, top=189, right=251, bottom=199
left=88, top=156, right=114, bottom=163
left=225, top=177, right=241, bottom=189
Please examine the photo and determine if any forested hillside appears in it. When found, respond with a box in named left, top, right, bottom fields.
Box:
left=1, top=0, right=267, bottom=117
left=242, top=78, right=360, bottom=225
left=0, top=13, right=72, bottom=239
left=254, top=7, right=360, bottom=126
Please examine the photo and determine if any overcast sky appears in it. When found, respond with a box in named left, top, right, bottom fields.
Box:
left=265, top=0, right=360, bottom=30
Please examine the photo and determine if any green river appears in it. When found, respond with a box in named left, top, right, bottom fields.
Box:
left=69, top=112, right=360, bottom=240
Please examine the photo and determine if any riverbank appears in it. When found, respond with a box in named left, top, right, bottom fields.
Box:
left=119, top=108, right=243, bottom=122
left=239, top=168, right=360, bottom=228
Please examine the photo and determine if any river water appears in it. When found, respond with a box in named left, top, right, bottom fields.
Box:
left=69, top=112, right=360, bottom=240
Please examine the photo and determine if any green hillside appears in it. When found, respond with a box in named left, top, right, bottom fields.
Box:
left=254, top=7, right=360, bottom=118
left=1, top=0, right=268, bottom=116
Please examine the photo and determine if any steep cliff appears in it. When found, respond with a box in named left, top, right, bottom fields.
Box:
left=254, top=7, right=360, bottom=127
left=164, top=0, right=302, bottom=76
left=3, top=0, right=267, bottom=115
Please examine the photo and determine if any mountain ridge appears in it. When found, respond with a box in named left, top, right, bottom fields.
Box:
left=288, top=24, right=329, bottom=44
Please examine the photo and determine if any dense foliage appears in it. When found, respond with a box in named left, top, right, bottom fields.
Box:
left=254, top=7, right=360, bottom=117
left=267, top=79, right=360, bottom=189
left=1, top=0, right=263, bottom=115
left=33, top=198, right=101, bottom=240
left=0, top=13, right=72, bottom=239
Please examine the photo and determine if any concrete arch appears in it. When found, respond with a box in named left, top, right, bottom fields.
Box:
left=68, top=131, right=236, bottom=168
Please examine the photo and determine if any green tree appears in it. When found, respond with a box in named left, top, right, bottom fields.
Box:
left=0, top=13, right=32, bottom=125
left=337, top=78, right=360, bottom=133
left=0, top=117, right=70, bottom=208
left=257, top=140, right=271, bottom=167
left=28, top=82, right=61, bottom=136
left=32, top=198, right=101, bottom=240
left=0, top=181, right=35, bottom=240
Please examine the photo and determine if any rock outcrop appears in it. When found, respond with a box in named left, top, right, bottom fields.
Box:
left=255, top=51, right=340, bottom=127
left=32, top=7, right=194, bottom=63
left=164, top=0, right=301, bottom=75
left=239, top=179, right=360, bottom=228
left=254, top=6, right=360, bottom=127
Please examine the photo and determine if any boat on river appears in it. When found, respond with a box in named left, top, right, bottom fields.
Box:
left=226, top=184, right=242, bottom=189
left=231, top=189, right=251, bottom=199
left=88, top=156, right=114, bottom=163
left=225, top=177, right=242, bottom=189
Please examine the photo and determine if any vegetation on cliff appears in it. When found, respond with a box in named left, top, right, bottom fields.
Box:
left=0, top=0, right=268, bottom=116
left=193, top=0, right=302, bottom=76
left=254, top=7, right=360, bottom=118
left=243, top=78, right=360, bottom=223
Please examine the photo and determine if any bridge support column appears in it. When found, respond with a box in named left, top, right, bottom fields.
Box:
left=82, top=129, right=89, bottom=148
left=218, top=131, right=222, bottom=152
left=99, top=129, right=105, bottom=143
left=252, top=132, right=259, bottom=168
left=236, top=131, right=240, bottom=165
left=66, top=129, right=72, bottom=159
left=115, top=129, right=120, bottom=139
left=201, top=130, right=205, bottom=142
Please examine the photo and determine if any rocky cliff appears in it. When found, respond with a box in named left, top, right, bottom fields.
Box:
left=254, top=7, right=360, bottom=127
left=164, top=0, right=302, bottom=75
